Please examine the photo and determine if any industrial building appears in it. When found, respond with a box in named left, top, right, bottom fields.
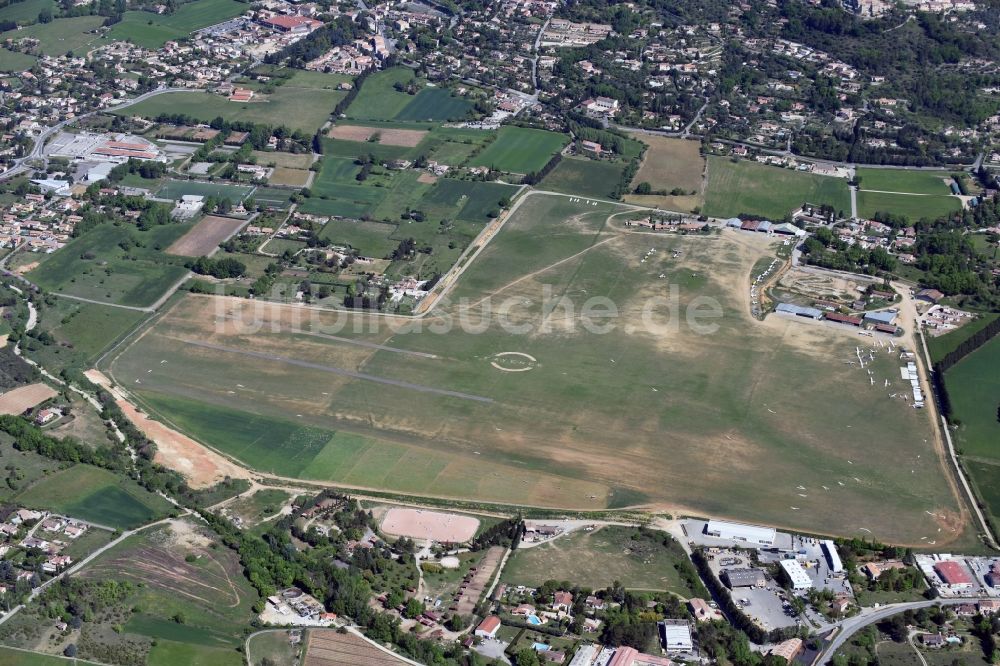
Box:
left=775, top=303, right=823, bottom=320
left=779, top=559, right=813, bottom=590
left=934, top=561, right=974, bottom=589
left=722, top=568, right=767, bottom=589
left=705, top=520, right=776, bottom=545
left=821, top=540, right=844, bottom=574
left=659, top=620, right=693, bottom=653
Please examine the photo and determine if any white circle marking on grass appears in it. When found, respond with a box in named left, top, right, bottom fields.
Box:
left=490, top=351, right=537, bottom=372
left=439, top=556, right=461, bottom=569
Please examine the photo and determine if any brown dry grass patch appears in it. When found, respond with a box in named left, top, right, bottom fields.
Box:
left=166, top=215, right=246, bottom=257
left=269, top=167, right=311, bottom=187
left=629, top=134, right=705, bottom=194
left=327, top=124, right=428, bottom=147
left=0, top=382, right=56, bottom=415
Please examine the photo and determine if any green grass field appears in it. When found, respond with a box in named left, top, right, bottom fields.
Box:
left=501, top=526, right=703, bottom=594
left=108, top=0, right=246, bottom=48
left=703, top=157, right=851, bottom=219
left=0, top=0, right=54, bottom=26
left=855, top=168, right=954, bottom=195
left=346, top=68, right=419, bottom=121
left=247, top=631, right=298, bottom=666
left=539, top=157, right=625, bottom=198
left=856, top=190, right=961, bottom=221
left=116, top=86, right=344, bottom=133
left=27, top=221, right=193, bottom=307
left=104, top=193, right=965, bottom=545
left=394, top=87, right=473, bottom=122
left=156, top=179, right=254, bottom=202
left=470, top=127, right=568, bottom=174
left=16, top=465, right=172, bottom=528
left=4, top=15, right=103, bottom=54
left=0, top=646, right=75, bottom=665
left=0, top=48, right=36, bottom=72
left=320, top=219, right=400, bottom=257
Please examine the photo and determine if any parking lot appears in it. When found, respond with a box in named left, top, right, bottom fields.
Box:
left=702, top=549, right=799, bottom=631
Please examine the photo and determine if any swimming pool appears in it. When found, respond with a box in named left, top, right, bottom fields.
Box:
left=526, top=614, right=543, bottom=626
left=532, top=643, right=550, bottom=651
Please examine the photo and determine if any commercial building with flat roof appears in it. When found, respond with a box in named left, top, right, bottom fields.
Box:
left=659, top=620, right=693, bottom=653
left=722, top=568, right=767, bottom=589
left=705, top=520, right=776, bottom=545
left=779, top=559, right=813, bottom=590
left=822, top=540, right=844, bottom=573
left=934, top=561, right=973, bottom=588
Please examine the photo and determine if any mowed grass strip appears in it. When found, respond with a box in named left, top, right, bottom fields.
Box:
left=16, top=465, right=171, bottom=528
left=856, top=190, right=961, bottom=222
left=107, top=0, right=246, bottom=48
left=856, top=168, right=954, bottom=195
left=470, top=126, right=569, bottom=174
left=703, top=156, right=851, bottom=219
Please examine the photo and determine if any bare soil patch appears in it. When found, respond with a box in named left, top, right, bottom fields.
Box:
left=0, top=382, right=56, bottom=415
left=417, top=172, right=438, bottom=184
left=454, top=546, right=503, bottom=616
left=166, top=215, right=247, bottom=257
left=380, top=507, right=479, bottom=543
left=15, top=260, right=39, bottom=274
left=84, top=369, right=250, bottom=488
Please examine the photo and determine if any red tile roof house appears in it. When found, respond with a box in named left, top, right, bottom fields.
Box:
left=475, top=615, right=501, bottom=639
left=552, top=591, right=573, bottom=612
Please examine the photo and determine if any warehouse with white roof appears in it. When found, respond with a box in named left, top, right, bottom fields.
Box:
left=779, top=559, right=813, bottom=590
left=705, top=520, right=776, bottom=546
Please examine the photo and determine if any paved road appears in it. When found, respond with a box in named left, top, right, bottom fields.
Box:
left=820, top=597, right=989, bottom=662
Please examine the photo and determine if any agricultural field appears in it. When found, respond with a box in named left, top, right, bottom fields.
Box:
left=942, top=334, right=1000, bottom=525
left=469, top=126, right=568, bottom=174
left=26, top=221, right=194, bottom=308
left=502, top=526, right=704, bottom=594
left=107, top=0, right=246, bottom=48
left=0, top=435, right=71, bottom=504
left=856, top=190, right=961, bottom=221
left=629, top=134, right=704, bottom=194
left=539, top=157, right=626, bottom=199
left=268, top=167, right=311, bottom=187
left=319, top=219, right=400, bottom=257
left=117, top=85, right=345, bottom=133
left=28, top=298, right=146, bottom=371
left=103, top=193, right=966, bottom=545
left=0, top=48, right=37, bottom=72
left=2, top=15, right=104, bottom=55
left=345, top=68, right=472, bottom=123
left=15, top=464, right=173, bottom=528
left=167, top=215, right=247, bottom=257
left=253, top=150, right=313, bottom=169
left=855, top=168, right=954, bottom=195
left=703, top=157, right=851, bottom=219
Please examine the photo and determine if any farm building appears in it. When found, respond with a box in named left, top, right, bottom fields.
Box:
left=475, top=615, right=501, bottom=638
left=724, top=218, right=743, bottom=228
left=779, top=559, right=813, bottom=590
left=822, top=540, right=844, bottom=573
left=705, top=520, right=776, bottom=545
left=722, top=568, right=767, bottom=589
left=776, top=303, right=823, bottom=320
left=659, top=620, right=693, bottom=652
left=771, top=223, right=807, bottom=237
left=916, top=288, right=944, bottom=304
left=934, top=561, right=973, bottom=589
